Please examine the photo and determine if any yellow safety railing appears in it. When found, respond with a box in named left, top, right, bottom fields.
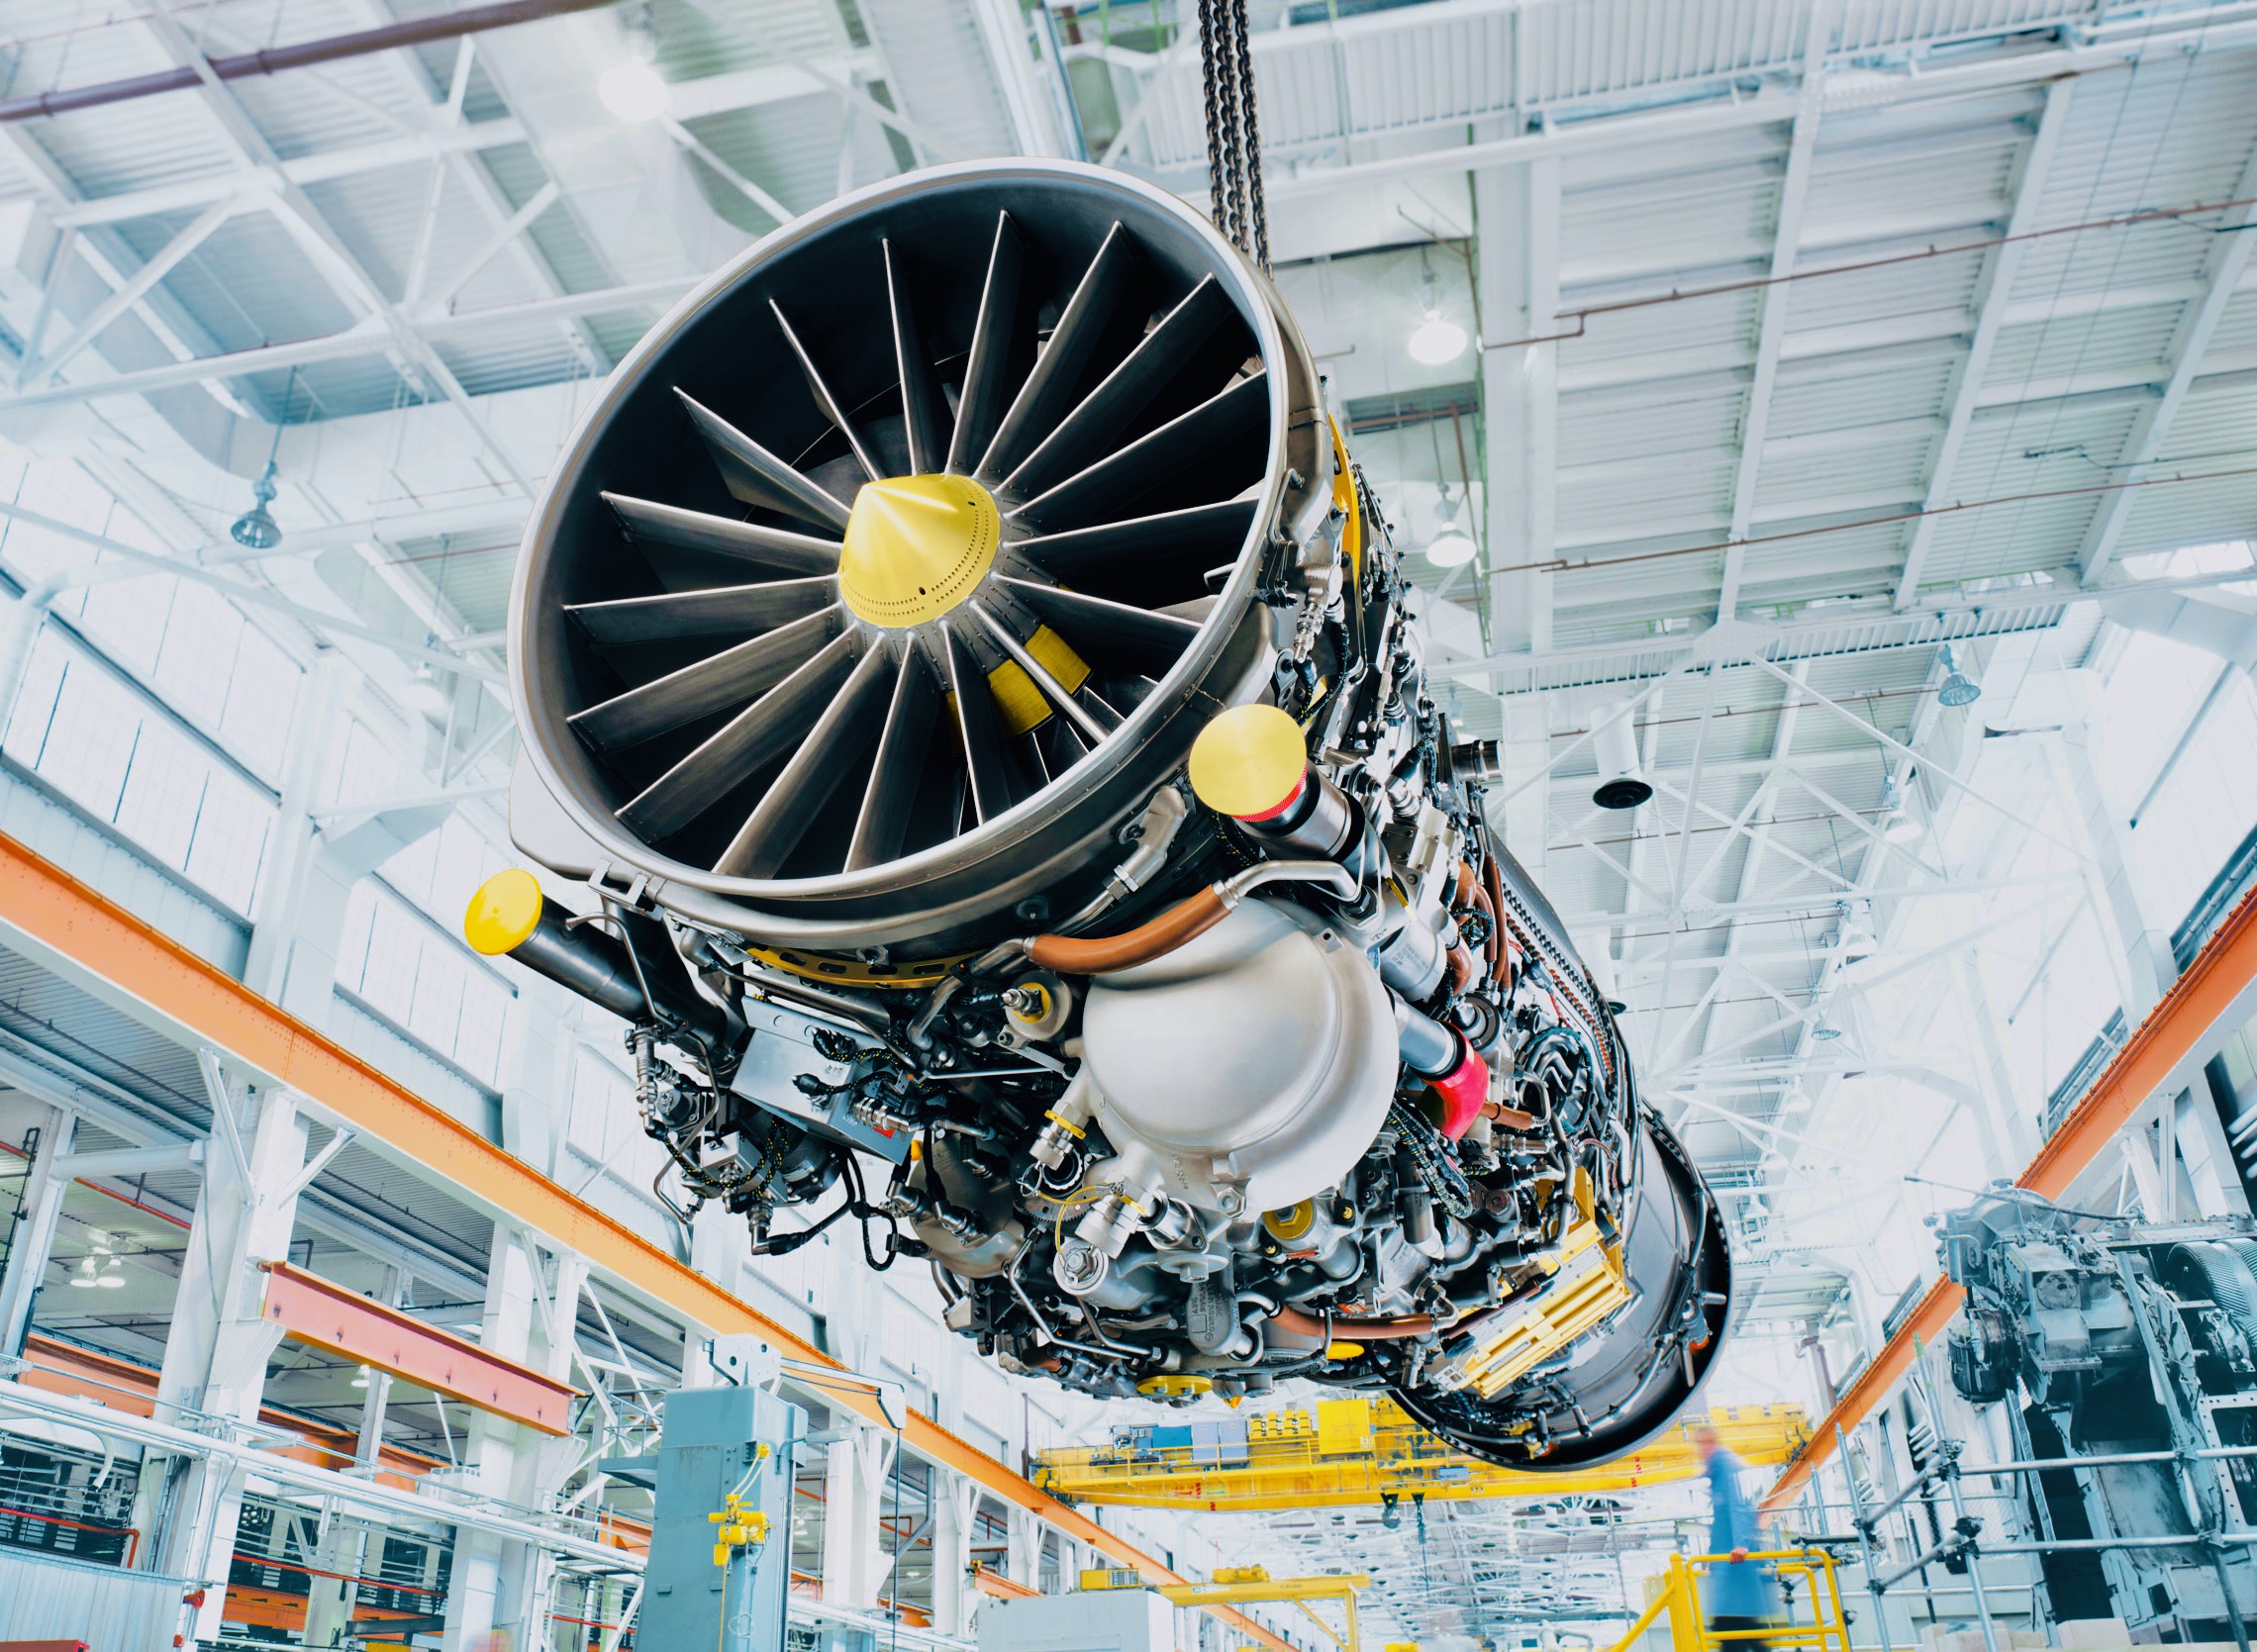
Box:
left=1606, top=1549, right=1851, bottom=1652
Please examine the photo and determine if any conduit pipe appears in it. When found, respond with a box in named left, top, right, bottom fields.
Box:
left=0, top=0, right=626, bottom=125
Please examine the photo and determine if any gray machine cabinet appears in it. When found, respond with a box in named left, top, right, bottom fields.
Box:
left=639, top=1384, right=805, bottom=1652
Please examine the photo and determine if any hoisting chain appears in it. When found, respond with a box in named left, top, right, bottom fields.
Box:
left=1196, top=0, right=1269, bottom=270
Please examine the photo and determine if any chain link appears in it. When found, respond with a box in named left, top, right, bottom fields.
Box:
left=1195, top=0, right=1267, bottom=272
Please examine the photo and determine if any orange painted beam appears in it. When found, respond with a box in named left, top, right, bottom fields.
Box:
left=259, top=1262, right=575, bottom=1435
left=973, top=1562, right=1043, bottom=1601
left=18, top=1333, right=442, bottom=1489
left=1763, top=881, right=2257, bottom=1513
left=0, top=831, right=1293, bottom=1652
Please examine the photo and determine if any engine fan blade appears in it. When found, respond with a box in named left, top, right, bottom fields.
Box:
left=940, top=621, right=1017, bottom=825
left=945, top=211, right=1024, bottom=477
left=770, top=299, right=883, bottom=484
left=885, top=240, right=948, bottom=478
left=566, top=576, right=839, bottom=643
left=845, top=644, right=940, bottom=872
left=1010, top=371, right=1267, bottom=534
left=715, top=641, right=898, bottom=878
left=675, top=389, right=853, bottom=532
left=617, top=630, right=863, bottom=840
left=976, top=221, right=1137, bottom=486
left=1013, top=498, right=1257, bottom=589
left=993, top=577, right=1200, bottom=676
left=569, top=606, right=844, bottom=749
left=965, top=599, right=1106, bottom=744
left=1002, top=275, right=1233, bottom=502
left=602, top=492, right=841, bottom=576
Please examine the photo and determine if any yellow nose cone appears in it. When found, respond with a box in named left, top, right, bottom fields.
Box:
left=838, top=473, right=1000, bottom=628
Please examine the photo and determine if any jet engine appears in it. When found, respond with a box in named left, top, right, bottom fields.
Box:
left=472, top=159, right=1732, bottom=1466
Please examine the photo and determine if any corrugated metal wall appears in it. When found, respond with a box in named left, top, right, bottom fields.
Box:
left=0, top=1546, right=190, bottom=1651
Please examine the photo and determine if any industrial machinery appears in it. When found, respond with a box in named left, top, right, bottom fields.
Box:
left=1032, top=1402, right=1809, bottom=1510
left=601, top=1384, right=803, bottom=1652
left=1940, top=1190, right=2257, bottom=1635
left=469, top=158, right=1732, bottom=1467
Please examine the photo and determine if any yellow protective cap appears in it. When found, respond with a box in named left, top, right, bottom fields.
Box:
left=1263, top=1201, right=1316, bottom=1243
left=838, top=473, right=999, bottom=628
left=1188, top=703, right=1308, bottom=820
left=464, top=868, right=544, bottom=956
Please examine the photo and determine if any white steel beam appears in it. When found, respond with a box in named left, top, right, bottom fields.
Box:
left=1894, top=78, right=2075, bottom=609
left=24, top=193, right=244, bottom=388
left=1719, top=4, right=1834, bottom=620
left=1479, top=152, right=1560, bottom=653
left=2075, top=140, right=2257, bottom=586
left=1259, top=17, right=2257, bottom=201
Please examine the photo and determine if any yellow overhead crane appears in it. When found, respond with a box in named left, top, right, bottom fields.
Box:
left=1084, top=1565, right=1368, bottom=1652
left=1035, top=1401, right=1809, bottom=1511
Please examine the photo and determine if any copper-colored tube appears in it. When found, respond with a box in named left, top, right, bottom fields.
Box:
left=1444, top=942, right=1475, bottom=997
left=1027, top=888, right=1229, bottom=975
left=1482, top=851, right=1509, bottom=977
left=1452, top=861, right=1477, bottom=908
left=1271, top=1305, right=1434, bottom=1341
left=1483, top=1102, right=1538, bottom=1130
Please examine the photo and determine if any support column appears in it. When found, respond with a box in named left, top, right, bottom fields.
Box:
left=820, top=1426, right=894, bottom=1609
left=1006, top=1504, right=1042, bottom=1595
left=442, top=1231, right=585, bottom=1652
left=929, top=1473, right=979, bottom=1638
left=143, top=1073, right=310, bottom=1646
left=1478, top=152, right=1560, bottom=658
left=2047, top=720, right=2174, bottom=1020
left=2177, top=1085, right=2252, bottom=1216
left=242, top=655, right=350, bottom=1019
left=0, top=1105, right=72, bottom=1355
left=1953, top=953, right=2040, bottom=1177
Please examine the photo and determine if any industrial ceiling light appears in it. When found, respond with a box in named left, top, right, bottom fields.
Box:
left=1812, top=1017, right=1843, bottom=1041
left=1781, top=1086, right=1812, bottom=1114
left=1937, top=643, right=1982, bottom=709
left=1424, top=485, right=1478, bottom=568
left=1879, top=776, right=1925, bottom=843
left=230, top=460, right=282, bottom=550
left=1835, top=902, right=1876, bottom=961
left=1407, top=255, right=1468, bottom=365
left=68, top=1261, right=99, bottom=1289
left=398, top=661, right=449, bottom=717
left=599, top=6, right=668, bottom=122
left=1589, top=699, right=1652, bottom=810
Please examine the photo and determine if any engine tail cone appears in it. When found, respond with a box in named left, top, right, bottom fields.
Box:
left=839, top=474, right=999, bottom=629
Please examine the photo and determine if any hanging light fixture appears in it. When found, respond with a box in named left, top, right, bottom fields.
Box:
left=1834, top=901, right=1876, bottom=962
left=1811, top=1017, right=1843, bottom=1042
left=1937, top=643, right=1982, bottom=709
left=398, top=660, right=449, bottom=717
left=1424, top=484, right=1478, bottom=568
left=1880, top=776, right=1925, bottom=842
left=1781, top=1086, right=1812, bottom=1114
left=599, top=5, right=669, bottom=122
left=1407, top=253, right=1468, bottom=365
left=231, top=366, right=293, bottom=550
left=1589, top=699, right=1651, bottom=810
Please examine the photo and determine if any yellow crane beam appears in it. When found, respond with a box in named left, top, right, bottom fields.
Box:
left=1090, top=1567, right=1368, bottom=1652
left=1035, top=1401, right=1809, bottom=1511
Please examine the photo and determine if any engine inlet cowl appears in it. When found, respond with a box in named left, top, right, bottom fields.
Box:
left=507, top=161, right=1329, bottom=955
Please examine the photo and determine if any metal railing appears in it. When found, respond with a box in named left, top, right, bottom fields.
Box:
left=1606, top=1548, right=1852, bottom=1652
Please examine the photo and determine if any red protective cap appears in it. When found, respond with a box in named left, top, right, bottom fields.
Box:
left=1429, top=1044, right=1490, bottom=1140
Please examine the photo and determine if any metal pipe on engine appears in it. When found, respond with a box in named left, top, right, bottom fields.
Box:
left=465, top=869, right=728, bottom=1042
